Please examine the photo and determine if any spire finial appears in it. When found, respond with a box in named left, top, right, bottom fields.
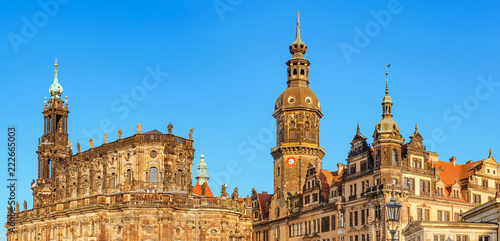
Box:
left=289, top=12, right=307, bottom=55
left=415, top=123, right=418, bottom=131
left=296, top=12, right=301, bottom=41
left=489, top=148, right=492, bottom=158
left=55, top=58, right=58, bottom=69
left=356, top=123, right=360, bottom=133
left=385, top=64, right=391, bottom=95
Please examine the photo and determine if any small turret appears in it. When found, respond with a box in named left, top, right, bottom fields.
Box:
left=195, top=153, right=209, bottom=185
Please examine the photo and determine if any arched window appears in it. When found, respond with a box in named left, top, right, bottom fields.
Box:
left=111, top=173, right=116, bottom=188
left=127, top=169, right=133, bottom=184
left=293, top=69, right=297, bottom=75
left=300, top=69, right=305, bottom=75
left=392, top=150, right=397, bottom=167
left=290, top=121, right=295, bottom=128
left=149, top=167, right=158, bottom=183
left=176, top=170, right=182, bottom=185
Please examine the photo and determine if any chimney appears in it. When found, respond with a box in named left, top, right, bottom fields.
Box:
left=428, top=151, right=439, bottom=162
left=337, top=163, right=346, bottom=175
left=450, top=156, right=456, bottom=166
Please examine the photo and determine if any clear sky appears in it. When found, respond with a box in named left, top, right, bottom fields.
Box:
left=1, top=0, right=499, bottom=238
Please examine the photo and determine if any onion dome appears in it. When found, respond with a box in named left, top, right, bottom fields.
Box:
left=49, top=59, right=63, bottom=99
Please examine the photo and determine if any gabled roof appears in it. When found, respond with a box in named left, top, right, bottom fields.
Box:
left=193, top=181, right=214, bottom=197
left=143, top=129, right=163, bottom=135
left=434, top=159, right=483, bottom=188
left=257, top=193, right=273, bottom=217
left=350, top=125, right=367, bottom=145
left=319, top=169, right=334, bottom=199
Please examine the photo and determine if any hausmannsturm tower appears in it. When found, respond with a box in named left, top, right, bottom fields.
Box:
left=271, top=12, right=325, bottom=200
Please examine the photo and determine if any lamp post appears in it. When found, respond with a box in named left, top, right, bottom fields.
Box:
left=386, top=195, right=402, bottom=241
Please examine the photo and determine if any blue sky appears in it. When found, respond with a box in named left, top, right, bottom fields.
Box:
left=1, top=0, right=499, bottom=238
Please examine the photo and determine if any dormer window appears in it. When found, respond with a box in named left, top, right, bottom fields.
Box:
left=412, top=158, right=422, bottom=169
left=350, top=164, right=356, bottom=174
left=360, top=162, right=367, bottom=171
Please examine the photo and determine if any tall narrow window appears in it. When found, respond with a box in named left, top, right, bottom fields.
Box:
left=48, top=160, right=52, bottom=178
left=111, top=173, right=116, bottom=188
left=176, top=170, right=182, bottom=185
left=392, top=150, right=397, bottom=166
left=127, top=169, right=133, bottom=184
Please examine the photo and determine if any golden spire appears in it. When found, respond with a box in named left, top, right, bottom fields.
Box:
left=289, top=12, right=307, bottom=55
left=489, top=148, right=492, bottom=158
left=385, top=64, right=391, bottom=95
left=296, top=12, right=301, bottom=42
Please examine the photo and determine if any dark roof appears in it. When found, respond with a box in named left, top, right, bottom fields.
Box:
left=143, top=129, right=164, bottom=135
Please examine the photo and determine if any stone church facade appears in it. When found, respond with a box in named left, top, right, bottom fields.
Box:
left=251, top=13, right=500, bottom=241
left=5, top=62, right=253, bottom=240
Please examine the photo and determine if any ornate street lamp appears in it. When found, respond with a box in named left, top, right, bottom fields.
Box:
left=386, top=195, right=402, bottom=241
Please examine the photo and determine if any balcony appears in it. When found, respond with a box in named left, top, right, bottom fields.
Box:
left=365, top=184, right=409, bottom=196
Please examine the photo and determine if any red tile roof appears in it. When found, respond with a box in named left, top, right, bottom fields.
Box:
left=434, top=160, right=482, bottom=187
left=193, top=181, right=214, bottom=197
left=319, top=170, right=334, bottom=199
left=257, top=193, right=273, bottom=217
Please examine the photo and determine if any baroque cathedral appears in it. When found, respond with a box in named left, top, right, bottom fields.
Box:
left=251, top=13, right=500, bottom=241
left=5, top=62, right=254, bottom=240
left=6, top=13, right=500, bottom=241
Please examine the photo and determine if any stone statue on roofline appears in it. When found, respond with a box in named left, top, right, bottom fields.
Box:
left=221, top=184, right=229, bottom=198
left=168, top=122, right=173, bottom=134
left=201, top=182, right=207, bottom=196
left=118, top=128, right=122, bottom=139
left=137, top=122, right=142, bottom=134
left=231, top=187, right=239, bottom=201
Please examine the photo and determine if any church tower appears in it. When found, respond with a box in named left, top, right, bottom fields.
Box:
left=271, top=13, right=325, bottom=198
left=33, top=60, right=72, bottom=207
left=372, top=65, right=405, bottom=185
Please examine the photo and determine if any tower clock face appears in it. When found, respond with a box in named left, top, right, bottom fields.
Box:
left=287, top=156, right=296, bottom=167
